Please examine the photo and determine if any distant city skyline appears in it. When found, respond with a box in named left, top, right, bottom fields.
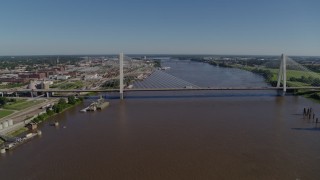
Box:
left=0, top=0, right=319, bottom=56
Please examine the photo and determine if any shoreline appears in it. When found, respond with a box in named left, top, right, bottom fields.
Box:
left=192, top=59, right=320, bottom=102
left=0, top=98, right=84, bottom=147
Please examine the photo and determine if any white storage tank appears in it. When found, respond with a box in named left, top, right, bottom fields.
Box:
left=0, top=148, right=6, bottom=154
left=8, top=119, right=13, bottom=126
left=3, top=121, right=9, bottom=128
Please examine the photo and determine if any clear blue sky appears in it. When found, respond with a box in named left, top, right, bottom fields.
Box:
left=0, top=0, right=319, bottom=56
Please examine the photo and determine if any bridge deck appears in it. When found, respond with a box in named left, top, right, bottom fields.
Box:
left=1, top=86, right=320, bottom=93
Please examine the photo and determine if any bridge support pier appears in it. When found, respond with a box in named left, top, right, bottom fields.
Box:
left=277, top=90, right=286, bottom=96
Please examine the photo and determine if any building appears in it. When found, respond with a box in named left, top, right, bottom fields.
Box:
left=19, top=73, right=46, bottom=79
left=83, top=74, right=100, bottom=80
left=40, top=81, right=51, bottom=89
left=56, top=75, right=70, bottom=80
left=66, top=71, right=78, bottom=78
left=0, top=78, right=29, bottom=83
left=27, top=81, right=37, bottom=90
left=37, top=66, right=66, bottom=78
left=38, top=70, right=57, bottom=78
left=27, top=123, right=37, bottom=130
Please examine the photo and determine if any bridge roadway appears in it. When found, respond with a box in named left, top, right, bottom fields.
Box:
left=1, top=86, right=320, bottom=93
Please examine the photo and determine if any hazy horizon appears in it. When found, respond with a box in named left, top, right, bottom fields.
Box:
left=0, top=53, right=319, bottom=58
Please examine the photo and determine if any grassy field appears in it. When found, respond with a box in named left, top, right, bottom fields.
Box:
left=286, top=81, right=311, bottom=87
left=0, top=109, right=14, bottom=118
left=236, top=65, right=320, bottom=87
left=50, top=80, right=84, bottom=90
left=264, top=68, right=320, bottom=81
left=3, top=99, right=45, bottom=110
left=0, top=83, right=27, bottom=89
left=8, top=127, right=29, bottom=137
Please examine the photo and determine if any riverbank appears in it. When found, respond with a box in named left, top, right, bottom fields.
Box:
left=32, top=97, right=83, bottom=124
left=0, top=96, right=83, bottom=147
left=293, top=90, right=320, bottom=103
left=234, top=65, right=320, bottom=101
left=191, top=59, right=320, bottom=101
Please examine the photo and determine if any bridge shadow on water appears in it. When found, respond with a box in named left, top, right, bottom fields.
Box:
left=124, top=93, right=278, bottom=99
left=291, top=127, right=320, bottom=132
left=127, top=90, right=280, bottom=99
left=84, top=91, right=280, bottom=100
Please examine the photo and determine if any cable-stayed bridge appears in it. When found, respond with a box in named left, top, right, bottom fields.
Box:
left=1, top=53, right=320, bottom=99
left=132, top=70, right=200, bottom=89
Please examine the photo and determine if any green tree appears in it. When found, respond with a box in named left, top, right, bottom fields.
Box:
left=58, top=98, right=67, bottom=105
left=0, top=97, right=8, bottom=107
left=311, top=78, right=320, bottom=86
left=26, top=66, right=34, bottom=71
left=53, top=104, right=63, bottom=113
left=46, top=108, right=54, bottom=116
left=67, top=96, right=76, bottom=105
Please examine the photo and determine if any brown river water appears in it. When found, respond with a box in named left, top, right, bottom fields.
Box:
left=1, top=95, right=320, bottom=180
left=1, top=61, right=320, bottom=179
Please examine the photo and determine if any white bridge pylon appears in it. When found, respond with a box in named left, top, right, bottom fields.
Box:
left=119, top=53, right=124, bottom=100
left=277, top=54, right=287, bottom=93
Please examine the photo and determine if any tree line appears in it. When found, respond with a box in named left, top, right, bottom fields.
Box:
left=289, top=76, right=320, bottom=86
left=32, top=96, right=83, bottom=123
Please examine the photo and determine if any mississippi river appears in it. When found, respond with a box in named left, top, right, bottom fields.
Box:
left=0, top=60, right=319, bottom=180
